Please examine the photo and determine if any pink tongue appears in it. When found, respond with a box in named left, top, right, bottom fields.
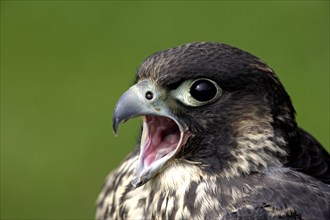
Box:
left=143, top=116, right=180, bottom=167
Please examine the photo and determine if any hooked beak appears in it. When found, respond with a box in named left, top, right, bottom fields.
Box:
left=112, top=79, right=191, bottom=187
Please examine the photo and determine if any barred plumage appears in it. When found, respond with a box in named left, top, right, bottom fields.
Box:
left=96, top=42, right=330, bottom=219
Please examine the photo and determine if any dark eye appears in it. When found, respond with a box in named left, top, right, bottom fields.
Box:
left=171, top=78, right=222, bottom=107
left=190, top=79, right=218, bottom=102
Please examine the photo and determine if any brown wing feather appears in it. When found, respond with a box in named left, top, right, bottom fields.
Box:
left=287, top=128, right=330, bottom=184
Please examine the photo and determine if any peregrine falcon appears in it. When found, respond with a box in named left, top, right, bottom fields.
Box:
left=96, top=42, right=330, bottom=219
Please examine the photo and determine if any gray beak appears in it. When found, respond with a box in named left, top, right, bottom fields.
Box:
left=113, top=79, right=174, bottom=135
left=112, top=79, right=191, bottom=187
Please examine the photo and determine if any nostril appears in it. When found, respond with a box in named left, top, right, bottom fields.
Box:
left=145, top=91, right=153, bottom=100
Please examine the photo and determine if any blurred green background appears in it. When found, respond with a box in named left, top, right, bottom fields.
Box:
left=1, top=1, right=329, bottom=219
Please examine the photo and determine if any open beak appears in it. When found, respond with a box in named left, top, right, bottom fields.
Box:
left=112, top=79, right=191, bottom=187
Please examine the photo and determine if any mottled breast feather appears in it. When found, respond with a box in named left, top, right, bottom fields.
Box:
left=97, top=42, right=330, bottom=220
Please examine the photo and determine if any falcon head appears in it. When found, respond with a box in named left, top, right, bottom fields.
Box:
left=113, top=42, right=297, bottom=187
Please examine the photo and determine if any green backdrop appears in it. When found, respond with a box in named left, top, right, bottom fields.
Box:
left=1, top=1, right=329, bottom=219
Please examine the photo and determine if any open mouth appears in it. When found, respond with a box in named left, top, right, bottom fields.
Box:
left=142, top=115, right=182, bottom=168
left=112, top=79, right=193, bottom=187
left=132, top=115, right=191, bottom=187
